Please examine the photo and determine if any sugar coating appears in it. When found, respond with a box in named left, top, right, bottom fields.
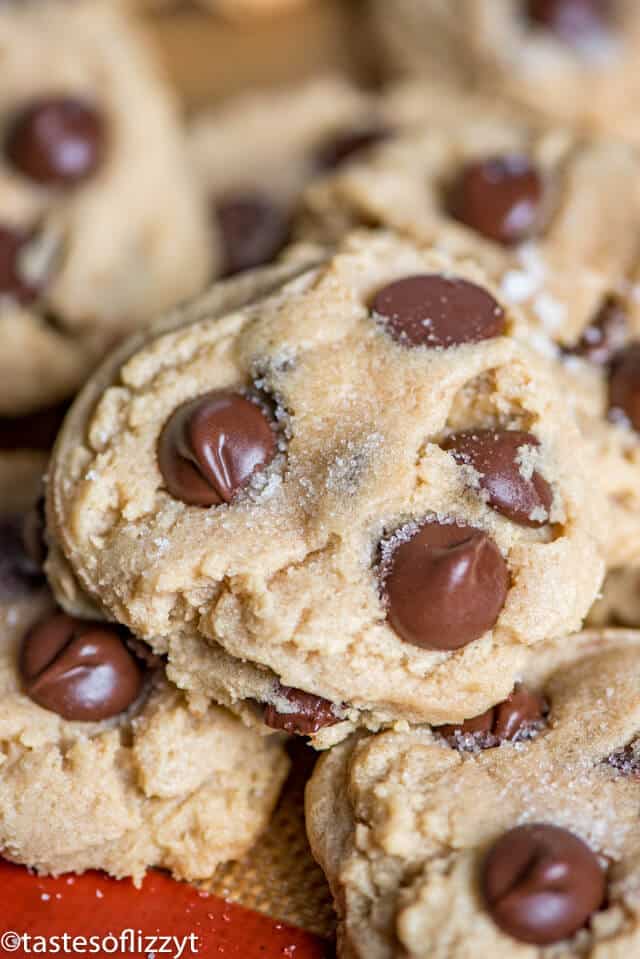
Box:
left=47, top=232, right=603, bottom=746
left=0, top=455, right=288, bottom=884
left=306, top=630, right=640, bottom=959
left=0, top=0, right=211, bottom=414
left=298, top=92, right=640, bottom=570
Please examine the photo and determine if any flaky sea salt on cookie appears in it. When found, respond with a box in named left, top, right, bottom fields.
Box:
left=372, top=0, right=640, bottom=145
left=0, top=453, right=288, bottom=884
left=0, top=0, right=211, bottom=416
left=306, top=629, right=640, bottom=958
left=47, top=232, right=603, bottom=747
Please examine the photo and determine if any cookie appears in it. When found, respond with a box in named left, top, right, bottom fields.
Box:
left=140, top=0, right=309, bottom=18
left=371, top=0, right=640, bottom=144
left=188, top=77, right=393, bottom=278
left=306, top=629, right=640, bottom=958
left=0, top=453, right=289, bottom=884
left=0, top=0, right=211, bottom=415
left=46, top=231, right=603, bottom=747
left=299, top=96, right=640, bottom=568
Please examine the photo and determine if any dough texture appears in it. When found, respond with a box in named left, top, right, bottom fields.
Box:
left=299, top=97, right=640, bottom=569
left=47, top=232, right=603, bottom=745
left=371, top=0, right=640, bottom=144
left=0, top=0, right=211, bottom=415
left=306, top=630, right=640, bottom=958
left=0, top=455, right=288, bottom=884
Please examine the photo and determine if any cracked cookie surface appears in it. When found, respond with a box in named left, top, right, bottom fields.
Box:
left=299, top=96, right=640, bottom=570
left=306, top=630, right=640, bottom=958
left=0, top=0, right=211, bottom=415
left=47, top=232, right=603, bottom=747
left=0, top=453, right=288, bottom=883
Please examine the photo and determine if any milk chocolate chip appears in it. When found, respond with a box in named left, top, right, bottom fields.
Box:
left=443, top=429, right=553, bottom=527
left=383, top=520, right=509, bottom=650
left=371, top=275, right=505, bottom=348
left=215, top=192, right=291, bottom=277
left=567, top=298, right=627, bottom=365
left=6, top=97, right=106, bottom=186
left=263, top=683, right=339, bottom=735
left=20, top=613, right=144, bottom=721
left=527, top=0, right=612, bottom=43
left=158, top=390, right=277, bottom=506
left=438, top=684, right=548, bottom=748
left=608, top=343, right=640, bottom=431
left=482, top=824, right=605, bottom=945
left=449, top=156, right=544, bottom=246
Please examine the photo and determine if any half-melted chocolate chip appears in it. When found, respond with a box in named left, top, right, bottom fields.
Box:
left=158, top=390, right=277, bottom=507
left=371, top=274, right=506, bottom=349
left=382, top=520, right=509, bottom=650
left=438, top=684, right=548, bottom=749
left=263, top=683, right=339, bottom=735
left=448, top=155, right=545, bottom=246
left=482, top=823, right=606, bottom=945
left=6, top=97, right=106, bottom=186
left=443, top=429, right=553, bottom=527
left=20, top=613, right=145, bottom=721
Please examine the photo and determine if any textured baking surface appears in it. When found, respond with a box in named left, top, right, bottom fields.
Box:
left=206, top=740, right=335, bottom=938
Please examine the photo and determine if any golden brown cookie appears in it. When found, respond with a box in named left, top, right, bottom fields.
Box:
left=47, top=232, right=603, bottom=746
left=0, top=452, right=289, bottom=884
left=299, top=94, right=640, bottom=569
left=0, top=0, right=211, bottom=415
left=306, top=630, right=640, bottom=957
left=372, top=0, right=640, bottom=144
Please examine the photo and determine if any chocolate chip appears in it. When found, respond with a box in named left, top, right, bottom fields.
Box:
left=605, top=741, right=640, bottom=778
left=438, top=684, right=548, bottom=749
left=383, top=520, right=509, bottom=650
left=20, top=613, right=144, bottom=721
left=371, top=275, right=506, bottom=349
left=526, top=0, right=612, bottom=43
left=566, top=298, right=627, bottom=365
left=215, top=192, right=291, bottom=277
left=5, top=97, right=106, bottom=186
left=0, top=401, right=69, bottom=451
left=482, top=823, right=605, bottom=945
left=263, top=683, right=339, bottom=735
left=608, top=342, right=640, bottom=431
left=0, top=513, right=46, bottom=600
left=313, top=124, right=391, bottom=172
left=158, top=390, right=277, bottom=507
left=448, top=156, right=545, bottom=246
left=0, top=225, right=43, bottom=304
left=443, top=429, right=553, bottom=527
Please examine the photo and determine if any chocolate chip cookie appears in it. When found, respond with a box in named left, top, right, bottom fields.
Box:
left=306, top=629, right=640, bottom=957
left=0, top=0, right=211, bottom=415
left=0, top=454, right=289, bottom=883
left=372, top=0, right=640, bottom=144
left=188, top=77, right=393, bottom=278
left=47, top=232, right=603, bottom=747
left=299, top=97, right=640, bottom=569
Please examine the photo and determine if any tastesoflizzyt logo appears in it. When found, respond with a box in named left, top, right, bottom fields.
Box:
left=1, top=929, right=200, bottom=956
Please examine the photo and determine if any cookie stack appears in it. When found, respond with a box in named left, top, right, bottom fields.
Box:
left=5, top=0, right=640, bottom=956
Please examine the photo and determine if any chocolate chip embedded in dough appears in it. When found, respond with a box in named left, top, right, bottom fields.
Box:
left=371, top=275, right=506, bottom=349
